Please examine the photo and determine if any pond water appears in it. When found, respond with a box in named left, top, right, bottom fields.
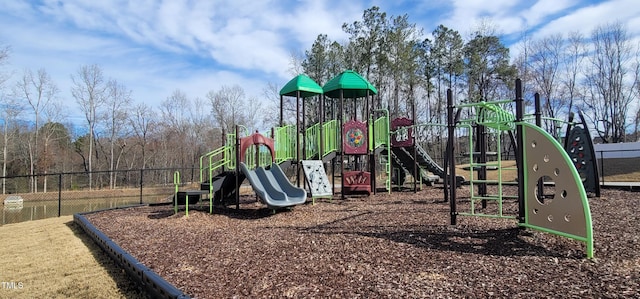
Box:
left=1, top=195, right=167, bottom=225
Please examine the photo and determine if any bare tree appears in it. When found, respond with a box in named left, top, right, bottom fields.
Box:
left=159, top=89, right=192, bottom=169
left=583, top=23, right=638, bottom=143
left=71, top=64, right=107, bottom=190
left=39, top=101, right=67, bottom=192
left=288, top=50, right=305, bottom=77
left=561, top=31, right=587, bottom=116
left=103, top=79, right=132, bottom=188
left=527, top=34, right=565, bottom=137
left=14, top=68, right=59, bottom=192
left=130, top=102, right=156, bottom=169
left=0, top=45, right=14, bottom=193
left=207, top=85, right=246, bottom=133
left=190, top=96, right=215, bottom=161
left=1, top=92, right=23, bottom=194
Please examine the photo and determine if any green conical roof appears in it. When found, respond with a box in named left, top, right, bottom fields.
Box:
left=279, top=74, right=323, bottom=98
left=322, top=70, right=377, bottom=98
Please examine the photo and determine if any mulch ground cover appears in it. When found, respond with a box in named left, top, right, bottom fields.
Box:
left=85, top=187, right=639, bottom=298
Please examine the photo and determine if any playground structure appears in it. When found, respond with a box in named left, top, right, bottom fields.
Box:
left=173, top=70, right=455, bottom=212
left=563, top=110, right=601, bottom=197
left=171, top=72, right=594, bottom=257
left=445, top=79, right=594, bottom=258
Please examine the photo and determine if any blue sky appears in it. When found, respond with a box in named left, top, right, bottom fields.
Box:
left=1, top=0, right=638, bottom=124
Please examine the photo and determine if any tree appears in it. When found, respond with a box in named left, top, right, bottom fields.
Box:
left=0, top=44, right=17, bottom=193
left=1, top=91, right=23, bottom=194
left=207, top=85, right=247, bottom=133
left=159, top=89, right=192, bottom=169
left=103, top=79, right=132, bottom=188
left=383, top=14, right=423, bottom=117
left=561, top=31, right=587, bottom=116
left=430, top=25, right=464, bottom=123
left=527, top=34, right=564, bottom=137
left=463, top=34, right=517, bottom=103
left=342, top=6, right=388, bottom=84
left=0, top=45, right=9, bottom=87
left=262, top=81, right=291, bottom=128
left=38, top=119, right=71, bottom=191
left=71, top=64, right=107, bottom=190
left=583, top=22, right=638, bottom=143
left=130, top=103, right=156, bottom=169
left=14, top=68, right=59, bottom=192
left=432, top=25, right=464, bottom=91
left=302, top=34, right=332, bottom=85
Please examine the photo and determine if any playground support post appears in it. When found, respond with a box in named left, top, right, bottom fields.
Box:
left=340, top=91, right=345, bottom=200
left=235, top=125, right=240, bottom=210
left=369, top=92, right=376, bottom=195
left=447, top=89, right=457, bottom=225
left=319, top=94, right=325, bottom=164
left=476, top=113, right=488, bottom=207
left=139, top=169, right=143, bottom=205
left=515, top=79, right=526, bottom=223
left=534, top=93, right=544, bottom=204
left=296, top=91, right=301, bottom=188
left=412, top=95, right=418, bottom=193
left=373, top=108, right=391, bottom=194
left=58, top=173, right=62, bottom=216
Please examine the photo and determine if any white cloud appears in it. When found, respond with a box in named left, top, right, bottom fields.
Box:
left=439, top=0, right=523, bottom=37
left=533, top=0, right=640, bottom=39
left=4, top=0, right=640, bottom=130
left=522, top=0, right=577, bottom=26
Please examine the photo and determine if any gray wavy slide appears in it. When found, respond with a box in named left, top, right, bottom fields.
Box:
left=239, top=162, right=307, bottom=209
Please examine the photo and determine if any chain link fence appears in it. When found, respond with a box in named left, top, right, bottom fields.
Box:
left=1, top=167, right=197, bottom=225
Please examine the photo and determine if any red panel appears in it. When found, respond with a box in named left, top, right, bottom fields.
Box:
left=342, top=171, right=371, bottom=195
left=391, top=117, right=413, bottom=147
left=239, top=132, right=275, bottom=163
left=343, top=120, right=368, bottom=155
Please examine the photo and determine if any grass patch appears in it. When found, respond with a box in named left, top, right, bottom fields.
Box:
left=0, top=216, right=147, bottom=298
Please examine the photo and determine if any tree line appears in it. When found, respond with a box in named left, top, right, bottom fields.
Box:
left=0, top=59, right=262, bottom=192
left=2, top=6, right=639, bottom=192
left=298, top=7, right=639, bottom=144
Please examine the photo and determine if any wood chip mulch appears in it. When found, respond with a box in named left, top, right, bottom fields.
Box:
left=85, top=187, right=640, bottom=298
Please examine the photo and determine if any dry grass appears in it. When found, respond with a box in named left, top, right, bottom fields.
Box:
left=455, top=160, right=519, bottom=182
left=597, top=157, right=640, bottom=182
left=0, top=216, right=147, bottom=298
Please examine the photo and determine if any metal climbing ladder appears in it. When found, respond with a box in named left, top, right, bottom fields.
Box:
left=457, top=100, right=518, bottom=219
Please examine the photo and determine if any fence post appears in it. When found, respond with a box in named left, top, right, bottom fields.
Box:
left=58, top=173, right=62, bottom=217
left=599, top=151, right=605, bottom=184
left=139, top=169, right=144, bottom=204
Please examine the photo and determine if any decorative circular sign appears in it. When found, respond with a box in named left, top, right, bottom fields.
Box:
left=346, top=128, right=365, bottom=148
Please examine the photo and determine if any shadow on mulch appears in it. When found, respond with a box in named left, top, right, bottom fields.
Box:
left=164, top=204, right=294, bottom=220
left=65, top=221, right=150, bottom=298
left=306, top=224, right=565, bottom=258
left=147, top=209, right=174, bottom=219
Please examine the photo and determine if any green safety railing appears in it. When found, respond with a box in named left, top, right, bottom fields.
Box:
left=371, top=111, right=391, bottom=193
left=301, top=119, right=341, bottom=160
left=305, top=123, right=320, bottom=159
left=476, top=101, right=516, bottom=131
left=274, top=125, right=297, bottom=164
left=369, top=115, right=389, bottom=151
left=244, top=145, right=274, bottom=169
left=199, top=145, right=230, bottom=183
left=322, top=120, right=339, bottom=158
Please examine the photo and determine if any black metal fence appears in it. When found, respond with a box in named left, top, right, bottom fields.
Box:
left=595, top=149, right=640, bottom=184
left=1, top=167, right=197, bottom=225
